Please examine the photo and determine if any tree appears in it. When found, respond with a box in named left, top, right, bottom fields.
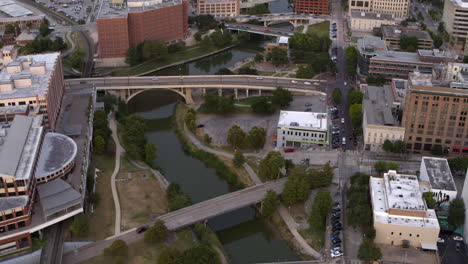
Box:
left=39, top=22, right=50, bottom=37
left=254, top=53, right=264, bottom=62
left=272, top=87, right=293, bottom=107
left=125, top=47, right=142, bottom=66
left=104, top=240, right=128, bottom=257
left=345, top=46, right=358, bottom=77
left=5, top=23, right=20, bottom=36
left=448, top=198, right=466, bottom=228
left=227, top=125, right=245, bottom=149
left=399, top=35, right=419, bottom=51
left=209, top=30, right=232, bottom=48
left=258, top=151, right=285, bottom=180
left=215, top=68, right=234, bottom=75
left=358, top=240, right=382, bottom=262
left=158, top=247, right=181, bottom=264
left=93, top=135, right=106, bottom=155
left=308, top=190, right=332, bottom=231
left=262, top=190, right=279, bottom=217
left=366, top=74, right=386, bottom=86
left=348, top=89, right=364, bottom=105
left=448, top=156, right=468, bottom=174
left=431, top=145, right=443, bottom=155
left=382, top=139, right=394, bottom=153
left=238, top=66, right=258, bottom=75
left=332, top=88, right=341, bottom=105
left=202, top=95, right=235, bottom=114
left=203, top=134, right=212, bottom=144
left=194, top=15, right=219, bottom=31
left=52, top=37, right=67, bottom=51
left=349, top=104, right=362, bottom=127
left=374, top=161, right=388, bottom=174
left=144, top=142, right=157, bottom=167
left=247, top=126, right=266, bottom=149
left=194, top=32, right=202, bottom=42
left=185, top=108, right=197, bottom=131
left=438, top=22, right=445, bottom=34
left=144, top=220, right=168, bottom=243
left=166, top=183, right=192, bottom=211
left=387, top=161, right=399, bottom=171
left=248, top=3, right=270, bottom=15
left=70, top=214, right=88, bottom=236
left=251, top=96, right=275, bottom=114
left=393, top=140, right=406, bottom=154
left=282, top=166, right=310, bottom=205
left=179, top=244, right=221, bottom=264
left=309, top=163, right=333, bottom=188
left=233, top=150, right=245, bottom=167
left=141, top=40, right=168, bottom=60
left=423, top=192, right=436, bottom=209
left=296, top=64, right=314, bottom=79
left=267, top=47, right=288, bottom=66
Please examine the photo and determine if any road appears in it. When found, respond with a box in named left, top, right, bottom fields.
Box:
left=63, top=178, right=287, bottom=264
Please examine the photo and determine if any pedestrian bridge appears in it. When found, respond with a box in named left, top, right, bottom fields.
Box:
left=233, top=14, right=327, bottom=27
left=158, top=178, right=286, bottom=230
left=64, top=75, right=325, bottom=104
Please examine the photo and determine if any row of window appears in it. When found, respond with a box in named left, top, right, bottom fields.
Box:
left=0, top=221, right=26, bottom=233
left=390, top=231, right=420, bottom=237
left=282, top=130, right=325, bottom=138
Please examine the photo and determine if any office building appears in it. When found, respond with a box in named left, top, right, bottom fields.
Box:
left=370, top=170, right=440, bottom=249
left=349, top=0, right=410, bottom=19
left=381, top=25, right=433, bottom=50
left=402, top=73, right=468, bottom=154
left=443, top=0, right=468, bottom=49
left=419, top=157, right=457, bottom=203
left=0, top=46, right=64, bottom=131
left=0, top=115, right=80, bottom=254
left=0, top=15, right=45, bottom=32
left=350, top=11, right=395, bottom=32
left=96, top=0, right=188, bottom=65
left=368, top=51, right=434, bottom=79
left=357, top=36, right=388, bottom=75
left=277, top=110, right=328, bottom=148
left=295, top=0, right=329, bottom=15
left=197, top=0, right=239, bottom=17
left=461, top=170, right=468, bottom=242
left=391, top=79, right=408, bottom=108
left=363, top=85, right=405, bottom=151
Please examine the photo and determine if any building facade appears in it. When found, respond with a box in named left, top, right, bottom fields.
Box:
left=349, top=0, right=410, bottom=19
left=276, top=111, right=328, bottom=148
left=381, top=25, right=433, bottom=50
left=363, top=85, right=405, bottom=152
left=357, top=36, right=388, bottom=75
left=0, top=47, right=64, bottom=131
left=402, top=75, right=468, bottom=154
left=368, top=52, right=434, bottom=79
left=462, top=170, right=468, bottom=242
left=197, top=0, right=239, bottom=17
left=370, top=171, right=440, bottom=249
left=350, top=11, right=395, bottom=32
left=295, top=0, right=329, bottom=15
left=442, top=0, right=468, bottom=47
left=96, top=0, right=188, bottom=65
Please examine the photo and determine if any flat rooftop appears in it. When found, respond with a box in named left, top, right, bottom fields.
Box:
left=0, top=196, right=27, bottom=212
left=0, top=115, right=43, bottom=180
left=0, top=3, right=33, bottom=17
left=421, top=157, right=456, bottom=191
left=370, top=171, right=439, bottom=228
left=37, top=179, right=81, bottom=218
left=453, top=0, right=468, bottom=8
left=351, top=11, right=394, bottom=20
left=278, top=110, right=328, bottom=131
left=0, top=15, right=44, bottom=23
left=0, top=105, right=28, bottom=115
left=357, top=36, right=388, bottom=55
left=364, top=85, right=400, bottom=126
left=371, top=51, right=430, bottom=65
left=409, top=72, right=433, bottom=86
left=381, top=25, right=432, bottom=41
left=97, top=0, right=183, bottom=19
left=36, top=132, right=77, bottom=180
left=0, top=52, right=60, bottom=100
left=418, top=49, right=456, bottom=59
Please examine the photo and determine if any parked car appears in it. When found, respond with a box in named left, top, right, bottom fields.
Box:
left=437, top=237, right=444, bottom=243
left=136, top=225, right=149, bottom=233
left=331, top=251, right=343, bottom=258
left=455, top=242, right=461, bottom=252
left=341, top=118, right=345, bottom=124
left=305, top=103, right=312, bottom=106
left=197, top=124, right=205, bottom=128
left=453, top=235, right=463, bottom=241
left=284, top=148, right=294, bottom=153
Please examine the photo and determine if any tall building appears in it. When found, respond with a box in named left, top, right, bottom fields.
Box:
left=96, top=0, right=188, bottom=66
left=443, top=0, right=468, bottom=49
left=0, top=115, right=80, bottom=253
left=370, top=170, right=440, bottom=249
left=402, top=73, right=468, bottom=154
left=363, top=85, right=405, bottom=152
left=197, top=0, right=240, bottom=17
left=349, top=0, right=410, bottom=19
left=276, top=110, right=329, bottom=148
left=295, top=0, right=329, bottom=15
left=0, top=46, right=64, bottom=131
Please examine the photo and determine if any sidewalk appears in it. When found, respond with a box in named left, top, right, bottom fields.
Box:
left=109, top=114, right=123, bottom=235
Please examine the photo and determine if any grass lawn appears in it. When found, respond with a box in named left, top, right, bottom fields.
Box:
left=295, top=25, right=304, bottom=32
left=82, top=229, right=196, bottom=264
left=197, top=104, right=252, bottom=114
left=246, top=156, right=261, bottom=178
left=111, top=45, right=223, bottom=76
left=217, top=155, right=255, bottom=187
left=82, top=140, right=117, bottom=241
left=274, top=72, right=288, bottom=77
left=258, top=71, right=275, bottom=76
left=307, top=21, right=330, bottom=37
left=117, top=157, right=167, bottom=231
left=299, top=228, right=325, bottom=250
left=235, top=96, right=272, bottom=105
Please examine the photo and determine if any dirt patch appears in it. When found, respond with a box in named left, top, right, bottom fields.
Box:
left=117, top=168, right=168, bottom=230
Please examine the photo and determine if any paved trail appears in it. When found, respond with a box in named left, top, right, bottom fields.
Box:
left=109, top=115, right=123, bottom=235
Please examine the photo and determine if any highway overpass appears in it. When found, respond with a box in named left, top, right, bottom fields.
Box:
left=64, top=75, right=326, bottom=104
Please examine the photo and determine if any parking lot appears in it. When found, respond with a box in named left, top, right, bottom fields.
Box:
left=35, top=0, right=96, bottom=23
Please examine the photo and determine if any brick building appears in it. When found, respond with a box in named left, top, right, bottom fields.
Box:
left=197, top=0, right=239, bottom=17
left=295, top=0, right=329, bottom=15
left=96, top=0, right=188, bottom=66
left=403, top=73, right=468, bottom=154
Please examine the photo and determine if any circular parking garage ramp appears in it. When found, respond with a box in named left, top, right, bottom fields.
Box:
left=36, top=133, right=77, bottom=184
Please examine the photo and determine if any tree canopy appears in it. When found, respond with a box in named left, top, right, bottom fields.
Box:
left=248, top=3, right=270, bottom=15
left=202, top=95, right=235, bottom=114
left=399, top=35, right=419, bottom=51
left=272, top=87, right=293, bottom=108
left=262, top=190, right=279, bottom=217
left=251, top=96, right=275, bottom=114
left=448, top=198, right=466, bottom=228
left=227, top=125, right=246, bottom=149
left=247, top=126, right=266, bottom=149
left=267, top=47, right=288, bottom=66
left=345, top=46, right=359, bottom=77
left=332, top=88, right=341, bottom=105
left=308, top=190, right=332, bottom=232
left=144, top=220, right=168, bottom=243
left=259, top=151, right=285, bottom=181
left=358, top=240, right=382, bottom=262
left=282, top=166, right=310, bottom=205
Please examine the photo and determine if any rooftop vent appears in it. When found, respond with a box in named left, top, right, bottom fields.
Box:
left=290, top=122, right=299, bottom=126
left=377, top=13, right=381, bottom=18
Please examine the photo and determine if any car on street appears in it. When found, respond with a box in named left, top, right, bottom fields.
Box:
left=291, top=80, right=298, bottom=84
left=342, top=137, right=346, bottom=145
left=344, top=82, right=347, bottom=86
left=455, top=242, right=461, bottom=252
left=136, top=225, right=149, bottom=233
left=437, top=237, right=445, bottom=243
left=320, top=96, right=326, bottom=101
left=313, top=82, right=319, bottom=85
left=197, top=124, right=205, bottom=128
left=305, top=108, right=312, bottom=112
left=453, top=235, right=463, bottom=241
left=284, top=148, right=294, bottom=153
left=256, top=77, right=264, bottom=80
left=305, top=103, right=312, bottom=106
left=304, top=81, right=311, bottom=85
left=341, top=118, right=345, bottom=124
left=152, top=77, right=159, bottom=81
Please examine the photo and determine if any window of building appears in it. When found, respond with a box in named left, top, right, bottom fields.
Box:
left=15, top=211, right=23, bottom=217
left=7, top=224, right=15, bottom=231
left=399, top=233, right=402, bottom=236
left=416, top=234, right=419, bottom=237
left=391, top=232, right=394, bottom=235
left=17, top=221, right=25, bottom=228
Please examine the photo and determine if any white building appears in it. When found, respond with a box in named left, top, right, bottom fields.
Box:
left=276, top=110, right=328, bottom=148
left=350, top=11, right=396, bottom=32
left=370, top=170, right=440, bottom=249
left=419, top=157, right=457, bottom=204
